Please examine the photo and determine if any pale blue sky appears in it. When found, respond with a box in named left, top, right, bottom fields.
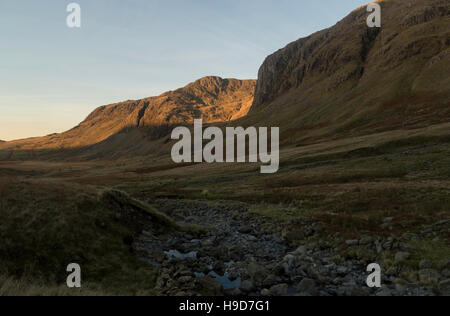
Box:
left=0, top=0, right=369, bottom=141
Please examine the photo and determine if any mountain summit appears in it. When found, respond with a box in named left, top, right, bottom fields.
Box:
left=249, top=0, right=449, bottom=145
left=0, top=77, right=255, bottom=152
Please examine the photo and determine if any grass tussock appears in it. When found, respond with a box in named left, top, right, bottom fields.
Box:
left=0, top=179, right=158, bottom=295
left=407, top=239, right=450, bottom=269
left=101, top=189, right=210, bottom=234
left=0, top=274, right=106, bottom=296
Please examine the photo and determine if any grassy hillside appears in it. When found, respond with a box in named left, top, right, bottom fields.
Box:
left=0, top=177, right=207, bottom=295
left=247, top=0, right=449, bottom=146
left=1, top=122, right=448, bottom=295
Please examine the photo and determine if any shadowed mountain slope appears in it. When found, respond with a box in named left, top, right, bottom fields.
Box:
left=246, top=0, right=449, bottom=145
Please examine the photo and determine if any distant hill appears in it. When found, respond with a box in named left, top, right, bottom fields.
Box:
left=247, top=0, right=449, bottom=145
left=0, top=77, right=256, bottom=154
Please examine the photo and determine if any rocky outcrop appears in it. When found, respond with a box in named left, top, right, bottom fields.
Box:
left=253, top=0, right=449, bottom=109
left=250, top=0, right=450, bottom=144
left=136, top=199, right=449, bottom=296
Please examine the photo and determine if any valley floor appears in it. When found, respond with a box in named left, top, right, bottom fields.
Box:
left=0, top=123, right=449, bottom=296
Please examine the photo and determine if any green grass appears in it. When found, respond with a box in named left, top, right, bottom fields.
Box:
left=0, top=180, right=159, bottom=295
left=248, top=203, right=313, bottom=222
left=0, top=274, right=107, bottom=296
left=407, top=240, right=450, bottom=269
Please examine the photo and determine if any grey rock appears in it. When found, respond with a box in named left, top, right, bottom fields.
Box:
left=350, top=287, right=370, bottom=297
left=345, top=240, right=359, bottom=246
left=262, top=275, right=282, bottom=287
left=239, top=226, right=253, bottom=234
left=292, top=246, right=307, bottom=256
left=224, top=288, right=242, bottom=296
left=376, top=287, right=393, bottom=297
left=283, top=230, right=305, bottom=242
left=247, top=262, right=268, bottom=284
left=297, top=278, right=318, bottom=296
left=438, top=258, right=450, bottom=271
left=441, top=269, right=450, bottom=278
left=337, top=266, right=349, bottom=276
left=380, top=223, right=392, bottom=230
left=359, top=236, right=374, bottom=245
left=438, top=279, right=450, bottom=294
left=197, top=276, right=223, bottom=296
left=402, top=233, right=420, bottom=241
left=240, top=280, right=255, bottom=293
left=269, top=283, right=289, bottom=296
left=419, top=260, right=434, bottom=270
left=178, top=276, right=193, bottom=283
left=261, top=289, right=270, bottom=296
left=283, top=254, right=295, bottom=267
left=386, top=266, right=397, bottom=276
left=419, top=269, right=441, bottom=285
left=395, top=252, right=410, bottom=263
left=383, top=240, right=394, bottom=250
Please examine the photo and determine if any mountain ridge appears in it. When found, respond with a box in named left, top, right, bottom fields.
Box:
left=247, top=0, right=449, bottom=146
left=0, top=0, right=449, bottom=159
left=0, top=76, right=256, bottom=151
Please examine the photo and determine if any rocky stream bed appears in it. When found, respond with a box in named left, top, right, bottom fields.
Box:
left=133, top=199, right=450, bottom=296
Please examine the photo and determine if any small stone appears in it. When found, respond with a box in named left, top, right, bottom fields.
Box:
left=297, top=278, right=317, bottom=296
left=419, top=269, right=441, bottom=285
left=383, top=240, right=393, bottom=250
left=240, top=280, right=255, bottom=293
left=261, top=289, right=270, bottom=296
left=441, top=269, right=450, bottom=278
left=380, top=223, right=391, bottom=230
left=269, top=283, right=289, bottom=296
left=386, top=267, right=397, bottom=276
left=359, top=236, right=374, bottom=245
left=438, top=258, right=450, bottom=271
left=439, top=279, right=450, bottom=294
left=178, top=276, right=193, bottom=283
left=345, top=240, right=359, bottom=246
left=376, top=287, right=393, bottom=297
left=197, top=276, right=223, bottom=296
left=262, top=275, right=281, bottom=287
left=247, top=262, right=268, bottom=284
left=283, top=254, right=295, bottom=266
left=419, top=260, right=434, bottom=270
left=395, top=252, right=410, bottom=263
left=292, top=246, right=307, bottom=256
left=337, top=266, right=349, bottom=276
left=283, top=230, right=305, bottom=242
left=238, top=226, right=253, bottom=234
left=225, top=288, right=243, bottom=296
left=350, top=287, right=370, bottom=296
left=402, top=233, right=420, bottom=241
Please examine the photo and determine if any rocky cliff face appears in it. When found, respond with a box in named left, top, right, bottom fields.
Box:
left=0, top=77, right=255, bottom=151
left=250, top=0, right=449, bottom=144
